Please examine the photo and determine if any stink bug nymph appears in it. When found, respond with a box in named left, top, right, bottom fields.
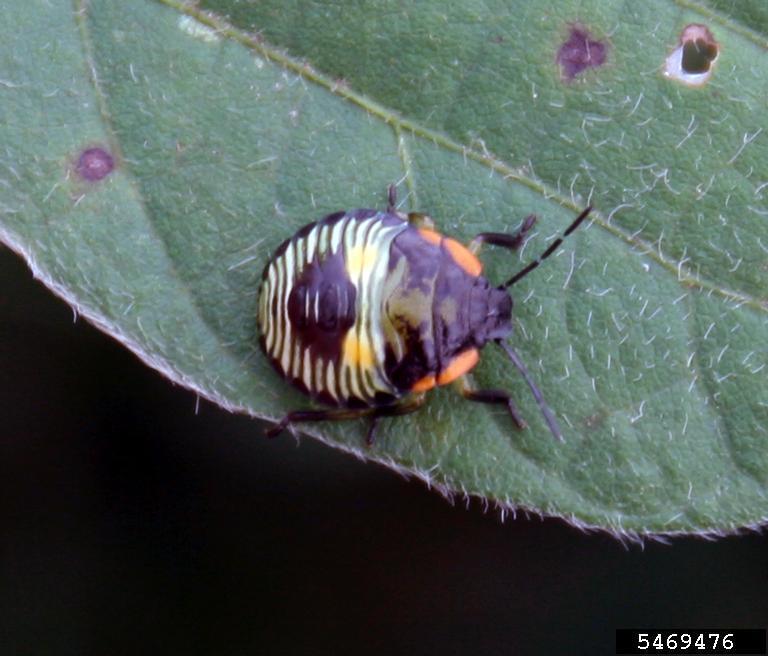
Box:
left=258, top=186, right=591, bottom=445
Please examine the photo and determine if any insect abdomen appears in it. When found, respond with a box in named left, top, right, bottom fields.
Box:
left=258, top=211, right=407, bottom=407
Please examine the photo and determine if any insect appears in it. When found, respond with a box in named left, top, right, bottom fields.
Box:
left=258, top=185, right=591, bottom=445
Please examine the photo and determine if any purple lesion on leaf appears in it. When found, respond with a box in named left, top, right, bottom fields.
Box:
left=557, top=25, right=607, bottom=81
left=75, top=147, right=115, bottom=182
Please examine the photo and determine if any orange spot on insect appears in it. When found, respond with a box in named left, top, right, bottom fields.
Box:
left=437, top=348, right=480, bottom=386
left=444, top=238, right=483, bottom=277
left=411, top=374, right=436, bottom=393
left=418, top=228, right=443, bottom=246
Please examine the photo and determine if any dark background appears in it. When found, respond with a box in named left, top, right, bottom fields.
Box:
left=2, top=244, right=766, bottom=656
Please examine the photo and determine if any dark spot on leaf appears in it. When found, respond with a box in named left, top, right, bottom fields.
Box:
left=664, top=25, right=719, bottom=87
left=76, top=147, right=114, bottom=182
left=583, top=411, right=606, bottom=430
left=557, top=26, right=607, bottom=81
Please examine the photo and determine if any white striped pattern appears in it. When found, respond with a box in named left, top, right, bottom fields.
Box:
left=258, top=213, right=407, bottom=405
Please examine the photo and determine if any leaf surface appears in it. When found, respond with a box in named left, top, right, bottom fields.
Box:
left=1, top=0, right=767, bottom=534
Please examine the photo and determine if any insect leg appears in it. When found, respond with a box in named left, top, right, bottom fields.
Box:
left=364, top=393, right=426, bottom=446
left=265, top=394, right=426, bottom=445
left=468, top=214, right=536, bottom=255
left=387, top=183, right=398, bottom=213
left=265, top=407, right=374, bottom=439
left=455, top=376, right=527, bottom=430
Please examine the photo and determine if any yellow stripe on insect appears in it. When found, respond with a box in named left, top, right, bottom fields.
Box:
left=343, top=332, right=375, bottom=369
left=325, top=360, right=338, bottom=402
left=301, top=348, right=312, bottom=391
left=345, top=244, right=379, bottom=281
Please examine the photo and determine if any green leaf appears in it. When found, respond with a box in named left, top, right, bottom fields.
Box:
left=1, top=0, right=766, bottom=536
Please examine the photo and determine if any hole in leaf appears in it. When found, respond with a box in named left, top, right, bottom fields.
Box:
left=664, top=24, right=719, bottom=87
left=556, top=26, right=607, bottom=81
left=681, top=39, right=718, bottom=74
left=76, top=147, right=115, bottom=182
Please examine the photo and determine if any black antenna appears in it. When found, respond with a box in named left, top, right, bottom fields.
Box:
left=504, top=207, right=592, bottom=288
left=497, top=339, right=564, bottom=443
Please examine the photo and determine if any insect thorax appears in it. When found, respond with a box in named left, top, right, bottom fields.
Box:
left=380, top=227, right=513, bottom=391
